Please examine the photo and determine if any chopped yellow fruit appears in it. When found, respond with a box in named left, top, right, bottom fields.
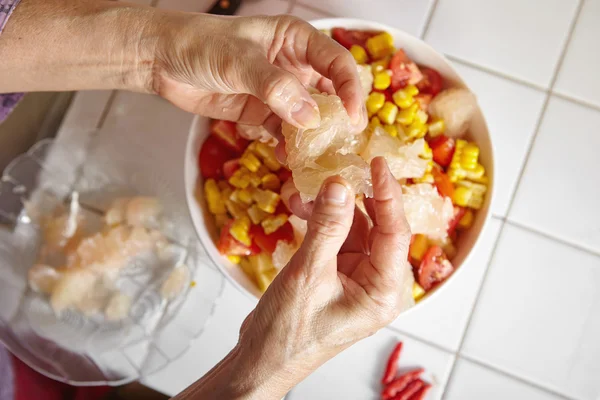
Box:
left=396, top=102, right=419, bottom=125
left=373, top=71, right=392, bottom=90
left=252, top=189, right=280, bottom=214
left=383, top=124, right=398, bottom=137
left=247, top=204, right=268, bottom=225
left=204, top=179, right=226, bottom=215
left=458, top=209, right=474, bottom=229
left=414, top=109, right=429, bottom=125
left=369, top=116, right=382, bottom=129
left=227, top=255, right=241, bottom=264
left=349, top=44, right=368, bottom=64
left=366, top=92, right=386, bottom=115
left=371, top=57, right=390, bottom=73
left=225, top=199, right=247, bottom=219
left=229, top=167, right=251, bottom=189
left=253, top=142, right=281, bottom=172
left=410, top=234, right=429, bottom=262
left=229, top=216, right=252, bottom=246
left=427, top=118, right=445, bottom=137
left=366, top=32, right=395, bottom=60
left=261, top=173, right=281, bottom=191
left=413, top=282, right=426, bottom=301
left=261, top=213, right=288, bottom=235
left=421, top=141, right=433, bottom=159
left=377, top=101, right=399, bottom=125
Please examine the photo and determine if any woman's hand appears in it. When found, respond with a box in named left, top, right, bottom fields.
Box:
left=176, top=158, right=412, bottom=400
left=152, top=14, right=367, bottom=134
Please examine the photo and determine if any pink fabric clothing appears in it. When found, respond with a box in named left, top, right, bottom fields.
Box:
left=0, top=0, right=23, bottom=123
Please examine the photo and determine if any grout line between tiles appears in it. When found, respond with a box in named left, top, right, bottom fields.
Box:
left=383, top=324, right=455, bottom=355
left=445, top=55, right=548, bottom=92
left=458, top=354, right=575, bottom=400
left=551, top=90, right=600, bottom=113
left=419, top=0, right=440, bottom=39
left=497, top=217, right=600, bottom=258
left=442, top=2, right=586, bottom=398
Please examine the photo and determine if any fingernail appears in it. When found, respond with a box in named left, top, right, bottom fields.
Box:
left=322, top=182, right=348, bottom=205
left=291, top=101, right=320, bottom=129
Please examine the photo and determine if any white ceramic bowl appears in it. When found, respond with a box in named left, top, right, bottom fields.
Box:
left=184, top=18, right=494, bottom=308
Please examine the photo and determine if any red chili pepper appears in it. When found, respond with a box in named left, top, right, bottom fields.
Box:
left=407, top=382, right=432, bottom=400
left=391, top=380, right=424, bottom=400
left=382, top=368, right=424, bottom=399
left=381, top=342, right=403, bottom=385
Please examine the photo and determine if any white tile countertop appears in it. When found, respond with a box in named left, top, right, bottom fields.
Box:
left=51, top=0, right=600, bottom=399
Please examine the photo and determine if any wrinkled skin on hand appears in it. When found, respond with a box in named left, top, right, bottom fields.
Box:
left=231, top=158, right=414, bottom=397
left=152, top=14, right=367, bottom=136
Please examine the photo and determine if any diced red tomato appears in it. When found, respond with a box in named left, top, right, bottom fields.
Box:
left=331, top=27, right=381, bottom=49
left=416, top=67, right=443, bottom=97
left=217, top=220, right=261, bottom=256
left=418, top=246, right=454, bottom=290
left=223, top=158, right=240, bottom=180
left=199, top=135, right=236, bottom=180
left=275, top=201, right=290, bottom=215
left=414, top=93, right=432, bottom=111
left=432, top=167, right=454, bottom=199
left=429, top=135, right=455, bottom=168
left=389, top=49, right=423, bottom=92
left=250, top=222, right=294, bottom=254
left=278, top=168, right=292, bottom=182
left=210, top=120, right=249, bottom=155
left=447, top=206, right=466, bottom=236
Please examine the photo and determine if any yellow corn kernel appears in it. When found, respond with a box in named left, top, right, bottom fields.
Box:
left=247, top=204, right=268, bottom=225
left=371, top=57, right=390, bottom=73
left=410, top=234, right=429, bottom=262
left=373, top=71, right=392, bottom=90
left=406, top=120, right=428, bottom=139
left=248, top=172, right=262, bottom=188
left=392, top=90, right=414, bottom=109
left=415, top=173, right=434, bottom=184
left=229, top=167, right=251, bottom=189
left=366, top=92, right=386, bottom=115
left=261, top=173, right=281, bottom=191
left=369, top=116, right=382, bottom=130
left=396, top=102, right=419, bottom=125
left=414, top=109, right=429, bottom=125
left=443, top=241, right=457, bottom=260
left=238, top=188, right=254, bottom=205
left=229, top=216, right=252, bottom=246
left=225, top=199, right=247, bottom=219
left=240, top=151, right=261, bottom=172
left=413, top=282, right=426, bottom=301
left=204, top=179, right=227, bottom=215
left=460, top=144, right=479, bottom=170
left=458, top=209, right=474, bottom=229
left=252, top=189, right=280, bottom=214
left=377, top=101, right=399, bottom=125
left=349, top=45, right=368, bottom=64
left=427, top=118, right=445, bottom=137
left=366, top=32, right=395, bottom=60
left=421, top=141, right=433, bottom=159
left=253, top=142, right=281, bottom=172
left=227, top=255, right=241, bottom=264
left=383, top=124, right=398, bottom=137
left=465, top=164, right=485, bottom=180
left=425, top=160, right=434, bottom=173
left=214, top=213, right=228, bottom=229
left=406, top=84, right=419, bottom=96
left=256, top=165, right=270, bottom=178
left=229, top=190, right=250, bottom=208
left=261, top=213, right=288, bottom=235
left=470, top=174, right=489, bottom=185
left=448, top=140, right=483, bottom=182
left=453, top=181, right=487, bottom=210
left=239, top=258, right=255, bottom=282
left=220, top=186, right=233, bottom=203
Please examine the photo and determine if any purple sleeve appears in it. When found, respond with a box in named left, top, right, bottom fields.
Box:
left=0, top=0, right=23, bottom=123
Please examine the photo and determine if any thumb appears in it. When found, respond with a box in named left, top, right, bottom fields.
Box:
left=292, top=177, right=355, bottom=275
left=241, top=57, right=321, bottom=130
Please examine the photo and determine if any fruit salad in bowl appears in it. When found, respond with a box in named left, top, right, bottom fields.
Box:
left=184, top=18, right=493, bottom=308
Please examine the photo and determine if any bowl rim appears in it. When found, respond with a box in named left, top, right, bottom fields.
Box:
left=184, top=17, right=495, bottom=315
